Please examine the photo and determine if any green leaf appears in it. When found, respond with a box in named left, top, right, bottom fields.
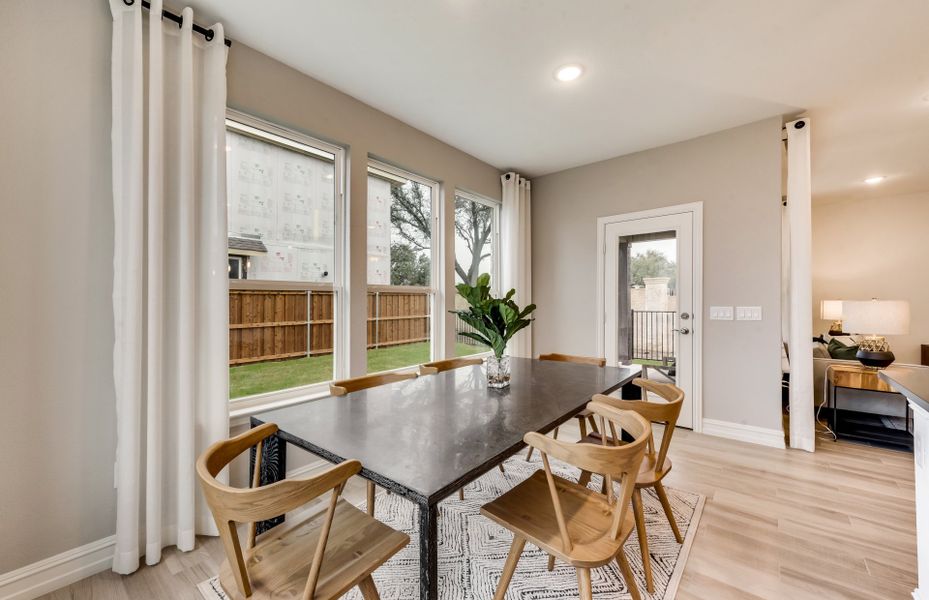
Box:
left=518, top=304, right=536, bottom=319
left=499, top=303, right=518, bottom=325
left=459, top=331, right=494, bottom=348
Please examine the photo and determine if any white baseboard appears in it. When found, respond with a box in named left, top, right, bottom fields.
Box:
left=287, top=459, right=326, bottom=480
left=701, top=418, right=787, bottom=449
left=0, top=536, right=115, bottom=600
left=913, top=587, right=927, bottom=600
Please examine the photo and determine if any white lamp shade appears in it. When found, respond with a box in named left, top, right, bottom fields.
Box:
left=842, top=300, right=910, bottom=335
left=820, top=300, right=843, bottom=320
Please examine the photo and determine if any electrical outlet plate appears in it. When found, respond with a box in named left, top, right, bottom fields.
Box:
left=709, top=306, right=733, bottom=320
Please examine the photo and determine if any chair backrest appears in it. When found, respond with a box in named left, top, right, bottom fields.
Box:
left=196, top=423, right=361, bottom=599
left=419, top=356, right=483, bottom=375
left=592, top=377, right=683, bottom=474
left=523, top=403, right=650, bottom=550
left=538, top=353, right=607, bottom=367
left=329, top=371, right=417, bottom=396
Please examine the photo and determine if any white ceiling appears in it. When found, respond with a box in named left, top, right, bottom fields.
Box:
left=188, top=0, right=929, bottom=202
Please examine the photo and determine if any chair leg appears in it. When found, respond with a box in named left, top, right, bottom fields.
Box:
left=547, top=554, right=556, bottom=572
left=615, top=550, right=642, bottom=600
left=358, top=575, right=381, bottom=600
left=493, top=535, right=526, bottom=600
left=579, top=416, right=588, bottom=439
left=552, top=426, right=560, bottom=440
left=458, top=488, right=465, bottom=501
left=499, top=463, right=506, bottom=473
left=525, top=445, right=535, bottom=461
left=366, top=481, right=376, bottom=517
left=577, top=469, right=592, bottom=488
left=588, top=415, right=600, bottom=434
left=577, top=567, right=593, bottom=600
left=632, top=489, right=654, bottom=594
left=654, top=481, right=684, bottom=543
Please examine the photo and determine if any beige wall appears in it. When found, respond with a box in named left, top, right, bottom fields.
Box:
left=0, top=0, right=116, bottom=576
left=0, top=0, right=500, bottom=574
left=812, top=191, right=929, bottom=364
left=532, top=117, right=784, bottom=431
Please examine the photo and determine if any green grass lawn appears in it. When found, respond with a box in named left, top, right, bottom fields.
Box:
left=230, top=341, right=486, bottom=398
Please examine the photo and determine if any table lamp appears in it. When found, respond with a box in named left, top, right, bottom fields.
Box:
left=842, top=299, right=910, bottom=368
left=820, top=300, right=844, bottom=335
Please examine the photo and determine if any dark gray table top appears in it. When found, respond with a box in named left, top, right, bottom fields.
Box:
left=881, top=366, right=929, bottom=414
left=252, top=358, right=640, bottom=504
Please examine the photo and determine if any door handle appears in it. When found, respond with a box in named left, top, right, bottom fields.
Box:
left=673, top=327, right=690, bottom=335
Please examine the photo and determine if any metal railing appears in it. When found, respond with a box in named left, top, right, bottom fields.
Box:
left=629, top=310, right=676, bottom=365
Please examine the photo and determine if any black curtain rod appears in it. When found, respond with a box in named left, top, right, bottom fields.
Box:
left=124, top=0, right=232, bottom=47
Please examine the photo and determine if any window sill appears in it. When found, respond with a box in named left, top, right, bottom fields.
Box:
left=229, top=384, right=330, bottom=428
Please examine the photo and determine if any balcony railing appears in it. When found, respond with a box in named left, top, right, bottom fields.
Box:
left=629, top=310, right=676, bottom=365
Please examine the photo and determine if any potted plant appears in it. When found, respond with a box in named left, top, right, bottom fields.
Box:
left=451, top=273, right=536, bottom=388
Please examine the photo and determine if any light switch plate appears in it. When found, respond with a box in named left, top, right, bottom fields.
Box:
left=736, top=306, right=762, bottom=321
left=709, top=306, right=733, bottom=320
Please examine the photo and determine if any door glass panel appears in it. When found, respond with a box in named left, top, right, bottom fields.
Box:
left=619, top=231, right=677, bottom=383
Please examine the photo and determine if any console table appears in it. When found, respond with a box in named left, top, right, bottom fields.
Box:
left=828, top=364, right=912, bottom=450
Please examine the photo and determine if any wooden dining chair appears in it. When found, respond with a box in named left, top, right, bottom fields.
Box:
left=481, top=401, right=651, bottom=600
left=329, top=371, right=418, bottom=396
left=196, top=422, right=409, bottom=600
left=525, top=353, right=607, bottom=461
left=418, top=356, right=483, bottom=375
left=329, top=371, right=418, bottom=515
left=576, top=378, right=685, bottom=594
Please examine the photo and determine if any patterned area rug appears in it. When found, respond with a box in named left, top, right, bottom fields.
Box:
left=199, top=454, right=704, bottom=600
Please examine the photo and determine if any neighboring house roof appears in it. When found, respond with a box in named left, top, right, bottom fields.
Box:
left=228, top=236, right=268, bottom=255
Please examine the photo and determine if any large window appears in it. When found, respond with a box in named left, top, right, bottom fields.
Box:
left=453, top=190, right=500, bottom=356
left=366, top=161, right=440, bottom=373
left=225, top=112, right=344, bottom=400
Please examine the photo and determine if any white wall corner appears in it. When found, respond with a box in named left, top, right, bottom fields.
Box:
left=0, top=536, right=115, bottom=600
left=702, top=418, right=787, bottom=449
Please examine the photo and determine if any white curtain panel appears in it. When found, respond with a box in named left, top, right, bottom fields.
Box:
left=785, top=118, right=814, bottom=452
left=109, top=0, right=229, bottom=574
left=501, top=172, right=533, bottom=358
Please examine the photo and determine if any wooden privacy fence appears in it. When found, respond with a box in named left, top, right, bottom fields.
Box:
left=229, top=288, right=432, bottom=365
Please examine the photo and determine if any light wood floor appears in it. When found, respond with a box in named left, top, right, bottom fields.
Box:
left=40, top=425, right=916, bottom=600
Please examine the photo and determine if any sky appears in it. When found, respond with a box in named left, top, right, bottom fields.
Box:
left=630, top=237, right=677, bottom=261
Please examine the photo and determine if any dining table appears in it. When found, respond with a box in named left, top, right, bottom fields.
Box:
left=250, top=357, right=642, bottom=600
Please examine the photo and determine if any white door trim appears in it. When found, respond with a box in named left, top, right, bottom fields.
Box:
left=596, top=202, right=703, bottom=433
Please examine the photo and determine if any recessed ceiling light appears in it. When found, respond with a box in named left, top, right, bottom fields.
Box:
left=554, top=64, right=584, bottom=82
left=864, top=176, right=885, bottom=185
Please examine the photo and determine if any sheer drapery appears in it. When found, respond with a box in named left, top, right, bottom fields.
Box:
left=501, top=172, right=532, bottom=358
left=109, top=0, right=229, bottom=573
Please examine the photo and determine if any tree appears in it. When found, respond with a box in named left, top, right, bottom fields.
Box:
left=390, top=242, right=430, bottom=286
left=629, top=249, right=676, bottom=290
left=388, top=182, right=493, bottom=287
left=454, top=199, right=493, bottom=285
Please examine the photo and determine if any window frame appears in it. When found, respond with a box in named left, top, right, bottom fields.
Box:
left=366, top=159, right=444, bottom=366
left=225, top=109, right=348, bottom=407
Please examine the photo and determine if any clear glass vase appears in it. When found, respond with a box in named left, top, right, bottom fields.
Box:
left=486, top=354, right=511, bottom=388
